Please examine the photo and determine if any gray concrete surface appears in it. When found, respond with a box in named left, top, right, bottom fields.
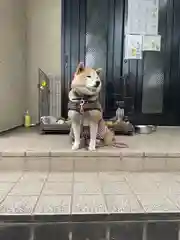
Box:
left=1, top=127, right=180, bottom=172
left=0, top=171, right=179, bottom=214
left=0, top=126, right=180, bottom=156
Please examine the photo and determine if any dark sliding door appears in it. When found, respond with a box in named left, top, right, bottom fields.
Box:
left=122, top=0, right=180, bottom=125
left=61, top=0, right=180, bottom=125
left=61, top=0, right=125, bottom=118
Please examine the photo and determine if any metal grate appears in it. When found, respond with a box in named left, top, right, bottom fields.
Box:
left=39, top=69, right=62, bottom=120
left=49, top=74, right=62, bottom=119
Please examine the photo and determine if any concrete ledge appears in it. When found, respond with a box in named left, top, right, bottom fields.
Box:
left=0, top=150, right=180, bottom=171
left=1, top=149, right=180, bottom=158
left=1, top=151, right=26, bottom=157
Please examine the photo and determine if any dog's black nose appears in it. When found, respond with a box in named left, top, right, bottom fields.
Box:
left=95, top=81, right=100, bottom=88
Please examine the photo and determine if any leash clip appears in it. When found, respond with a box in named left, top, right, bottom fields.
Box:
left=80, top=99, right=85, bottom=114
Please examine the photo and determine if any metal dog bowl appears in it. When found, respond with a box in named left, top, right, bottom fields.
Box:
left=135, top=125, right=157, bottom=134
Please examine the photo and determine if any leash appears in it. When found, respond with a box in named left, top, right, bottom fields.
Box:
left=112, top=141, right=128, bottom=148
left=95, top=140, right=128, bottom=149
left=79, top=99, right=85, bottom=144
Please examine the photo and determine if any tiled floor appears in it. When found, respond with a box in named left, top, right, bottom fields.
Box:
left=0, top=171, right=179, bottom=214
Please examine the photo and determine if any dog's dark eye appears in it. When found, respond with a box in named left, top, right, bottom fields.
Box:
left=86, top=76, right=91, bottom=78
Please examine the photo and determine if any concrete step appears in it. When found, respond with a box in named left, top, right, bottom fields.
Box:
left=0, top=171, right=179, bottom=240
left=1, top=126, right=180, bottom=172
left=0, top=149, right=180, bottom=171
left=0, top=171, right=179, bottom=215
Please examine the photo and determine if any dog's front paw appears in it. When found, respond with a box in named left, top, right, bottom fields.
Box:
left=88, top=141, right=96, bottom=151
left=88, top=146, right=96, bottom=151
left=72, top=142, right=80, bottom=150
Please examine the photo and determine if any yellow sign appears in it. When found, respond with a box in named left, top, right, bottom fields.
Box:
left=41, top=80, right=47, bottom=87
left=132, top=47, right=137, bottom=56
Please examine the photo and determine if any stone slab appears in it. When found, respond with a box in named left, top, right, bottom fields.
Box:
left=73, top=182, right=101, bottom=195
left=137, top=194, right=179, bottom=213
left=0, top=156, right=175, bottom=172
left=9, top=181, right=44, bottom=196
left=42, top=182, right=72, bottom=195
left=0, top=196, right=38, bottom=214
left=0, top=171, right=180, bottom=215
left=105, top=195, right=144, bottom=213
left=34, top=195, right=71, bottom=215
left=72, top=195, right=107, bottom=214
left=47, top=172, right=73, bottom=182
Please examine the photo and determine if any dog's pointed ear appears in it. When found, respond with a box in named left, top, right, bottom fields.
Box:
left=95, top=68, right=102, bottom=76
left=75, top=62, right=84, bottom=75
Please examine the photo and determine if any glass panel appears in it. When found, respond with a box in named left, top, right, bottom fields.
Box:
left=85, top=0, right=108, bottom=70
left=142, top=51, right=164, bottom=113
left=141, top=0, right=167, bottom=115
left=85, top=0, right=108, bottom=107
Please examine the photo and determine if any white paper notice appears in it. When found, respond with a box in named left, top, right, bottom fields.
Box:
left=143, top=35, right=161, bottom=51
left=125, top=35, right=143, bottom=60
left=127, top=0, right=159, bottom=35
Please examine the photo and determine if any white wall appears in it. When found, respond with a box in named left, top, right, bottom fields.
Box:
left=0, top=0, right=26, bottom=131
left=26, top=0, right=61, bottom=123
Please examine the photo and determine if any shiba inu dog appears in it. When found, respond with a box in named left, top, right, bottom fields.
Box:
left=68, top=63, right=102, bottom=151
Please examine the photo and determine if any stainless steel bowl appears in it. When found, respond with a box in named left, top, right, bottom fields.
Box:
left=135, top=125, right=157, bottom=134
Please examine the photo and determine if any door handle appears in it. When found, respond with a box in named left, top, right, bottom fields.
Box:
left=65, top=55, right=68, bottom=68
